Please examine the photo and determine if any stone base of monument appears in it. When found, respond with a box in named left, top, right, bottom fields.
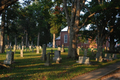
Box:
left=103, top=58, right=112, bottom=61
left=76, top=56, right=90, bottom=65
left=96, top=56, right=104, bottom=62
left=55, top=57, right=62, bottom=63
left=44, top=63, right=51, bottom=66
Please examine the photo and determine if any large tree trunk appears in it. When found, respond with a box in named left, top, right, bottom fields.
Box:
left=21, top=36, right=24, bottom=46
left=109, top=34, right=115, bottom=52
left=15, top=35, right=17, bottom=46
left=0, top=11, right=5, bottom=53
left=37, top=32, right=40, bottom=46
left=26, top=32, right=28, bottom=47
left=96, top=37, right=103, bottom=61
left=53, top=33, right=55, bottom=48
left=96, top=25, right=105, bottom=62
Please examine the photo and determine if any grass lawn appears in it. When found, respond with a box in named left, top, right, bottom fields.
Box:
left=0, top=48, right=120, bottom=80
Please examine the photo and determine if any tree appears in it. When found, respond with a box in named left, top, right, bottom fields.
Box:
left=49, top=5, right=63, bottom=48
left=0, top=0, right=18, bottom=14
left=63, top=0, right=96, bottom=59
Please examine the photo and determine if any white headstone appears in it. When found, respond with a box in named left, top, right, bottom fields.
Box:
left=58, top=47, right=61, bottom=51
left=4, top=51, right=14, bottom=64
left=36, top=46, right=39, bottom=54
left=76, top=56, right=90, bottom=64
left=20, top=50, right=23, bottom=57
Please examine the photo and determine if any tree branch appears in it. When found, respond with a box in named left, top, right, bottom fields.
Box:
left=63, top=0, right=70, bottom=26
left=0, top=0, right=18, bottom=14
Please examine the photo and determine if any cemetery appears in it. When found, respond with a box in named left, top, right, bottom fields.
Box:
left=0, top=46, right=120, bottom=80
left=0, top=0, right=120, bottom=80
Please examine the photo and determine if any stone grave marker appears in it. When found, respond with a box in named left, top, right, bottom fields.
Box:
left=20, top=50, right=23, bottom=57
left=104, top=53, right=112, bottom=61
left=61, top=44, right=65, bottom=52
left=84, top=48, right=87, bottom=57
left=39, top=46, right=42, bottom=49
left=29, top=46, right=31, bottom=52
left=104, top=47, right=107, bottom=52
left=58, top=47, right=61, bottom=51
left=40, top=44, right=46, bottom=61
left=13, top=45, right=16, bottom=54
left=53, top=51, right=62, bottom=63
left=76, top=56, right=90, bottom=64
left=4, top=51, right=14, bottom=64
left=32, top=47, right=34, bottom=52
left=44, top=53, right=51, bottom=66
left=112, top=54, right=117, bottom=59
left=36, top=46, right=39, bottom=54
left=77, top=47, right=80, bottom=55
left=22, top=46, right=24, bottom=50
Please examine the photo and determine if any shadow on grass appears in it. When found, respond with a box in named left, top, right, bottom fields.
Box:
left=0, top=49, right=120, bottom=80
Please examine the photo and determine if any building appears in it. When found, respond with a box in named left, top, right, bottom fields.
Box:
left=56, top=26, right=109, bottom=48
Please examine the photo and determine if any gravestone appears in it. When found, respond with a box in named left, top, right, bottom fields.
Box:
left=84, top=48, right=87, bottom=57
left=4, top=51, right=14, bottom=64
left=104, top=47, right=107, bottom=52
left=58, top=47, right=61, bottom=51
left=39, top=46, right=42, bottom=49
left=112, top=54, right=117, bottom=59
left=29, top=46, right=31, bottom=51
left=40, top=44, right=46, bottom=61
left=107, top=47, right=109, bottom=51
left=17, top=45, right=19, bottom=50
left=53, top=51, right=62, bottom=63
left=44, top=53, right=51, bottom=66
left=77, top=47, right=80, bottom=55
left=22, top=46, right=24, bottom=50
left=18, top=45, right=21, bottom=50
left=13, top=45, right=16, bottom=54
left=76, top=56, right=90, bottom=64
left=36, top=46, right=39, bottom=54
left=32, top=47, right=34, bottom=52
left=61, top=44, right=65, bottom=52
left=20, top=50, right=23, bottom=57
left=104, top=53, right=112, bottom=61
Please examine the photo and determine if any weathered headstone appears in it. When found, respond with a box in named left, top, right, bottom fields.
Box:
left=104, top=53, right=112, bottom=61
left=53, top=51, right=62, bottom=63
left=13, top=45, right=16, bottom=53
left=61, top=44, right=65, bottom=52
left=44, top=53, right=51, bottom=66
left=77, top=48, right=80, bottom=55
left=29, top=46, right=31, bottom=51
left=104, top=47, right=107, bottom=52
left=36, top=46, right=39, bottom=54
left=4, top=51, right=14, bottom=64
left=112, top=54, right=117, bottom=59
left=58, top=47, right=61, bottom=51
left=76, top=56, right=90, bottom=64
left=84, top=48, right=87, bottom=57
left=39, top=46, right=42, bottom=49
left=107, top=47, right=109, bottom=51
left=20, top=50, right=23, bottom=57
left=32, top=47, right=34, bottom=52
left=41, top=44, right=46, bottom=61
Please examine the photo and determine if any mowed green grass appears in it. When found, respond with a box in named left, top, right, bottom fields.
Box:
left=0, top=48, right=120, bottom=80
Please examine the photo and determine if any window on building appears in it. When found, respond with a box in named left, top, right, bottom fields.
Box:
left=64, top=34, right=68, bottom=43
